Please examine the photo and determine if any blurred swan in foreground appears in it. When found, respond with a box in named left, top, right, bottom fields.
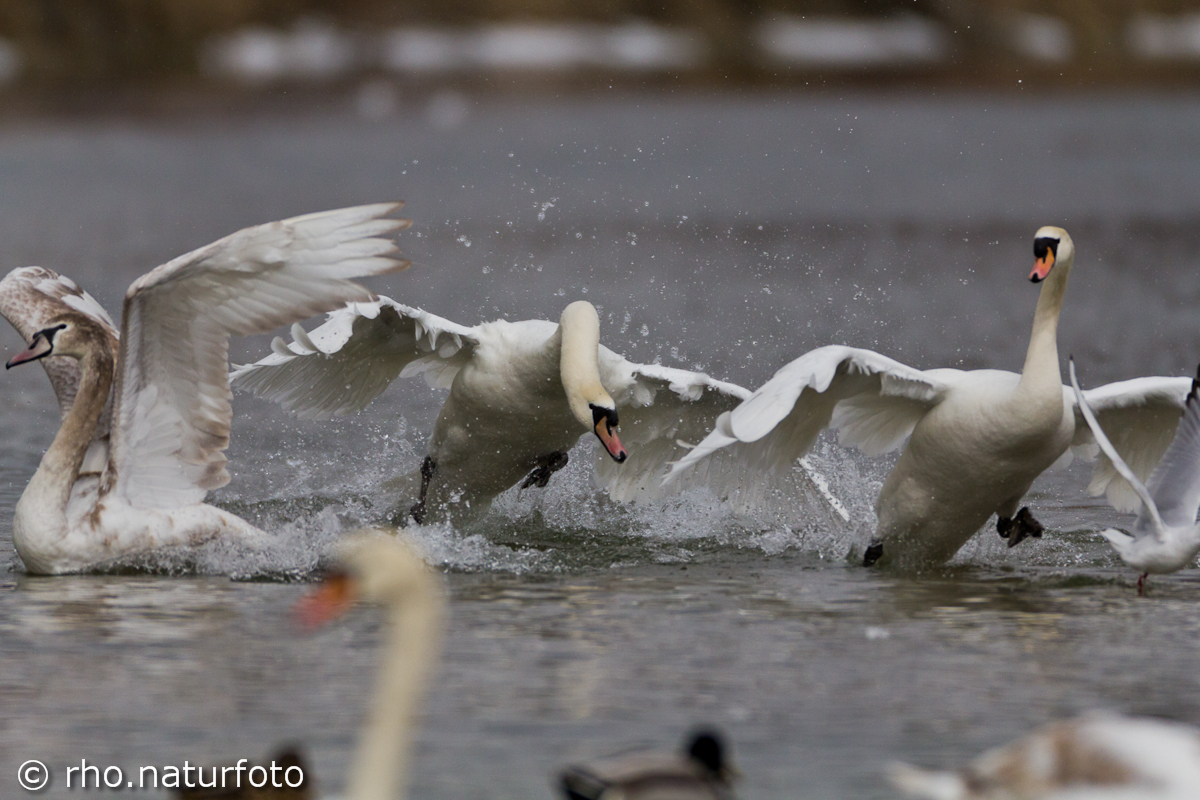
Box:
left=559, top=729, right=737, bottom=800
left=1070, top=358, right=1200, bottom=595
left=889, top=712, right=1200, bottom=799
left=295, top=533, right=444, bottom=800
left=232, top=298, right=755, bottom=523
left=668, top=228, right=1193, bottom=568
left=1, top=204, right=410, bottom=574
left=173, top=533, right=440, bottom=800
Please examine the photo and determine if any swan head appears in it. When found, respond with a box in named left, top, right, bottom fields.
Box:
left=559, top=301, right=627, bottom=463
left=5, top=315, right=108, bottom=369
left=295, top=532, right=439, bottom=627
left=1030, top=226, right=1074, bottom=283
left=589, top=402, right=627, bottom=463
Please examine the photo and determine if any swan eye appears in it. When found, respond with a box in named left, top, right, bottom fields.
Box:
left=33, top=323, right=67, bottom=343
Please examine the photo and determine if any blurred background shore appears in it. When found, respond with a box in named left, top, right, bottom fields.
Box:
left=5, top=1, right=1200, bottom=117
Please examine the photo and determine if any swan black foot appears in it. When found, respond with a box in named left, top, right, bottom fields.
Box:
left=863, top=541, right=884, bottom=567
left=996, top=506, right=1043, bottom=548
left=408, top=456, right=437, bottom=524
left=521, top=451, right=569, bottom=489
left=1137, top=572, right=1148, bottom=597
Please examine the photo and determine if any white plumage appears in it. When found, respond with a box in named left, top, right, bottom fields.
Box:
left=1, top=203, right=411, bottom=574
left=669, top=228, right=1193, bottom=568
left=232, top=297, right=751, bottom=522
left=1070, top=358, right=1200, bottom=594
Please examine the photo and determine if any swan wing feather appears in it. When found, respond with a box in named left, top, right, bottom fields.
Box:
left=108, top=203, right=410, bottom=509
left=0, top=266, right=119, bottom=424
left=594, top=354, right=750, bottom=502
left=1070, top=374, right=1193, bottom=515
left=230, top=295, right=479, bottom=418
left=667, top=346, right=949, bottom=485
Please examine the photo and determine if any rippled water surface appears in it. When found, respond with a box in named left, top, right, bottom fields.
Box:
left=3, top=91, right=1200, bottom=798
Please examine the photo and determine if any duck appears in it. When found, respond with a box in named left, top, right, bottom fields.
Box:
left=294, top=532, right=444, bottom=800
left=668, top=228, right=1194, bottom=569
left=231, top=298, right=753, bottom=523
left=1, top=203, right=410, bottom=574
left=1070, top=357, right=1200, bottom=595
left=888, top=711, right=1200, bottom=799
left=558, top=728, right=737, bottom=800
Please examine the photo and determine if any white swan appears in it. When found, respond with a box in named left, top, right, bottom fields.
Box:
left=1, top=204, right=410, bottom=574
left=668, top=227, right=1194, bottom=568
left=295, top=532, right=443, bottom=800
left=1070, top=358, right=1200, bottom=595
left=558, top=729, right=736, bottom=800
left=888, top=711, right=1200, bottom=799
left=231, top=298, right=752, bottom=523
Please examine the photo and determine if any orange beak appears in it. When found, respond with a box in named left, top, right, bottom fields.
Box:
left=294, top=572, right=357, bottom=630
left=595, top=418, right=627, bottom=463
left=1029, top=250, right=1055, bottom=283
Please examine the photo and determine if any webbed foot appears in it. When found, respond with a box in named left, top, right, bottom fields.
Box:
left=520, top=451, right=569, bottom=489
left=997, top=506, right=1043, bottom=548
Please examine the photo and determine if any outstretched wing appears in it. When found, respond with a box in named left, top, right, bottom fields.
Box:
left=666, top=345, right=952, bottom=487
left=0, top=266, right=119, bottom=423
left=594, top=354, right=751, bottom=502
left=1068, top=360, right=1164, bottom=535
left=1142, top=368, right=1200, bottom=529
left=230, top=295, right=480, bottom=419
left=107, top=203, right=411, bottom=509
left=1071, top=374, right=1193, bottom=514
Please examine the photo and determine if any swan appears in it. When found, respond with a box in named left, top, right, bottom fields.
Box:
left=558, top=729, right=737, bottom=800
left=668, top=228, right=1194, bottom=568
left=1070, top=358, right=1200, bottom=595
left=230, top=298, right=753, bottom=523
left=294, top=532, right=444, bottom=800
left=0, top=266, right=121, bottom=476
left=171, top=533, right=440, bottom=800
left=888, top=711, right=1200, bottom=799
left=1, top=203, right=410, bottom=574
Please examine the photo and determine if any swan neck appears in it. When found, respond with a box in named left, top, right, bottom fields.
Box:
left=558, top=301, right=612, bottom=426
left=1019, top=259, right=1070, bottom=392
left=346, top=583, right=443, bottom=800
left=25, top=345, right=113, bottom=513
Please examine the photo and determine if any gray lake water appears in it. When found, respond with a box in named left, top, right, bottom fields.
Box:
left=3, top=89, right=1200, bottom=798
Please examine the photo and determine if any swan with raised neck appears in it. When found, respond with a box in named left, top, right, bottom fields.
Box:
left=296, top=533, right=443, bottom=800
left=9, top=316, right=113, bottom=559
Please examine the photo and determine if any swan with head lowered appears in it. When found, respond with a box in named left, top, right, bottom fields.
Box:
left=1070, top=358, right=1200, bottom=596
left=1, top=203, right=410, bottom=574
left=231, top=298, right=755, bottom=523
left=668, top=228, right=1194, bottom=569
